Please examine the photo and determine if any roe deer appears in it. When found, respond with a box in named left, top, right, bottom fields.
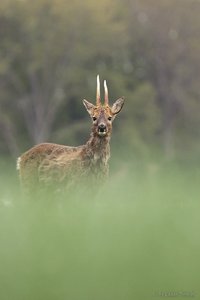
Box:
left=17, top=75, right=124, bottom=194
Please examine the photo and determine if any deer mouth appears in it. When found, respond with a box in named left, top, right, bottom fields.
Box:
left=98, top=127, right=107, bottom=136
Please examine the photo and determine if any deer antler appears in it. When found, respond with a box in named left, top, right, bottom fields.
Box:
left=104, top=80, right=109, bottom=106
left=96, top=75, right=101, bottom=106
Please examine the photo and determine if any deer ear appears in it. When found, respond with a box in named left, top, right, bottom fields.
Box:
left=111, top=97, right=125, bottom=115
left=83, top=99, right=95, bottom=115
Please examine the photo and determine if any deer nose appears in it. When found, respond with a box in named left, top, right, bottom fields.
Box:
left=98, top=123, right=107, bottom=135
left=98, top=123, right=106, bottom=130
left=99, top=123, right=106, bottom=128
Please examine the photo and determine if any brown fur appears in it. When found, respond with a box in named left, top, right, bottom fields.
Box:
left=17, top=77, right=124, bottom=194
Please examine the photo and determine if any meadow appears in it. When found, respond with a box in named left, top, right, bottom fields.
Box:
left=0, top=0, right=199, bottom=299
left=0, top=157, right=199, bottom=300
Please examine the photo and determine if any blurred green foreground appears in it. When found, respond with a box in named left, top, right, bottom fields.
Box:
left=0, top=158, right=199, bottom=300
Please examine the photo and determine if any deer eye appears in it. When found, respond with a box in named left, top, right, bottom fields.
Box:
left=92, top=117, right=97, bottom=121
left=108, top=117, right=112, bottom=121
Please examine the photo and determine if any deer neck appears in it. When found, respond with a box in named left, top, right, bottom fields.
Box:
left=85, top=131, right=111, bottom=165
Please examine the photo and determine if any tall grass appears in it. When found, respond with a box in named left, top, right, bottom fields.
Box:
left=0, top=158, right=199, bottom=300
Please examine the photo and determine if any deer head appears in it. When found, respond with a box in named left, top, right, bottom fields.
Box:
left=83, top=75, right=124, bottom=137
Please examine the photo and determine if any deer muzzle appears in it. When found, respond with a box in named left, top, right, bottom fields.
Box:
left=98, top=123, right=107, bottom=136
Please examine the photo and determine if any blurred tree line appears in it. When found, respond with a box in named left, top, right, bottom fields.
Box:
left=0, top=0, right=200, bottom=163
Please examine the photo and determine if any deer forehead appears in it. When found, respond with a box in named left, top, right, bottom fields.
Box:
left=93, top=106, right=112, bottom=117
